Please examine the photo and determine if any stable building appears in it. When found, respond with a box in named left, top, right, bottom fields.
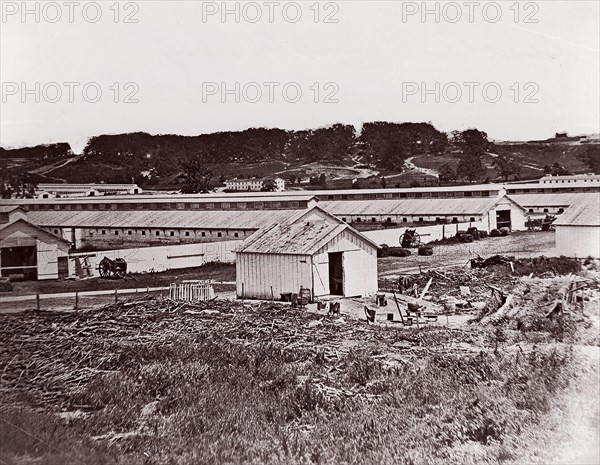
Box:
left=236, top=206, right=380, bottom=301
left=321, top=194, right=528, bottom=231
left=554, top=195, right=600, bottom=259
left=0, top=217, right=71, bottom=280
left=36, top=183, right=142, bottom=198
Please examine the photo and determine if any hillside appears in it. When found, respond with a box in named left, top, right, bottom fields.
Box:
left=2, top=126, right=599, bottom=191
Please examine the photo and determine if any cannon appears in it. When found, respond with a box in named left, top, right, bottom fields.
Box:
left=525, top=215, right=556, bottom=232
left=399, top=229, right=421, bottom=248
left=98, top=257, right=127, bottom=279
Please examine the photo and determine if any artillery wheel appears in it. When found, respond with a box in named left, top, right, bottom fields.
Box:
left=98, top=260, right=111, bottom=278
left=399, top=232, right=422, bottom=248
left=399, top=233, right=409, bottom=248
left=412, top=232, right=422, bottom=247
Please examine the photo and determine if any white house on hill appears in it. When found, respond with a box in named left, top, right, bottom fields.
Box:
left=225, top=177, right=285, bottom=192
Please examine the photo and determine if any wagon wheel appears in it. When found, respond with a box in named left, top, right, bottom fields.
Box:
left=412, top=232, right=422, bottom=247
left=399, top=233, right=409, bottom=248
left=98, top=260, right=111, bottom=278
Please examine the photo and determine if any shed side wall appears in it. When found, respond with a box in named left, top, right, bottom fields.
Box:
left=236, top=252, right=313, bottom=300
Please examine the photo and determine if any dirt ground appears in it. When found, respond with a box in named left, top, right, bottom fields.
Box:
left=379, top=231, right=557, bottom=276
left=4, top=263, right=236, bottom=296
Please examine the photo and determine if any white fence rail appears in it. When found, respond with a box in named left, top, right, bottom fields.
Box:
left=169, top=280, right=215, bottom=302
left=69, top=240, right=242, bottom=278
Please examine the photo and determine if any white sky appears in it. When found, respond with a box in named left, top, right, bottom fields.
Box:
left=1, top=0, right=599, bottom=153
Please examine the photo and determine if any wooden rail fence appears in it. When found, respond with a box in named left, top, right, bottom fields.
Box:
left=169, top=280, right=215, bottom=302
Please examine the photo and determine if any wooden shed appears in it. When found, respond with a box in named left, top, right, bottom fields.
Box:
left=236, top=206, right=380, bottom=301
left=554, top=194, right=600, bottom=258
left=0, top=219, right=71, bottom=280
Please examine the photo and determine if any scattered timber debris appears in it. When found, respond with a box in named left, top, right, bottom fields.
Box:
left=0, top=297, right=478, bottom=410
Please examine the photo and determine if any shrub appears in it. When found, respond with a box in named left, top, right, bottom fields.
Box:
left=418, top=246, right=434, bottom=256
left=490, top=229, right=500, bottom=237
left=0, top=278, right=13, bottom=292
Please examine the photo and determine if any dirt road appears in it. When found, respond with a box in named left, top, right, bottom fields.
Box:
left=380, top=231, right=557, bottom=276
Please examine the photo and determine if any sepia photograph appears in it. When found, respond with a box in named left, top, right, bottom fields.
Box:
left=1, top=1, right=599, bottom=464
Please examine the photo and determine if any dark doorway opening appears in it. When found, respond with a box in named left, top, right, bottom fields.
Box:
left=58, top=256, right=69, bottom=279
left=496, top=210, right=512, bottom=230
left=0, top=246, right=37, bottom=280
left=328, top=252, right=344, bottom=295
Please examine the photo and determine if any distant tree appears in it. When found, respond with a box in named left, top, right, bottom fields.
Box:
left=453, top=129, right=489, bottom=182
left=457, top=153, right=486, bottom=182
left=578, top=145, right=600, bottom=173
left=452, top=129, right=490, bottom=156
left=288, top=174, right=297, bottom=185
left=178, top=156, right=213, bottom=193
left=543, top=164, right=552, bottom=174
left=261, top=179, right=277, bottom=192
left=318, top=173, right=327, bottom=185
left=551, top=162, right=571, bottom=176
left=0, top=165, right=38, bottom=198
left=438, top=164, right=455, bottom=183
left=286, top=124, right=356, bottom=164
left=218, top=175, right=226, bottom=184
left=493, top=155, right=520, bottom=181
left=380, top=177, right=387, bottom=188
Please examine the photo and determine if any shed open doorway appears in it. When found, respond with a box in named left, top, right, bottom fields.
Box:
left=328, top=252, right=344, bottom=295
left=0, top=245, right=37, bottom=280
left=496, top=210, right=511, bottom=230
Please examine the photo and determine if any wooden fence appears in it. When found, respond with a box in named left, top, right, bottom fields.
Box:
left=169, top=280, right=215, bottom=302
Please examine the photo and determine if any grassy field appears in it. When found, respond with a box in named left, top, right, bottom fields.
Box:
left=1, top=265, right=599, bottom=464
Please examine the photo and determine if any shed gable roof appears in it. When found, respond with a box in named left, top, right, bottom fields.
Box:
left=0, top=219, right=71, bottom=246
left=237, top=206, right=379, bottom=255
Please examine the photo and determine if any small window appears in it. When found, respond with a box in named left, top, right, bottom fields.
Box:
left=128, top=231, right=132, bottom=235
left=217, top=232, right=222, bottom=237
left=142, top=231, right=146, bottom=236
left=202, top=232, right=206, bottom=237
left=371, top=218, right=376, bottom=222
left=156, top=231, right=160, bottom=236
left=528, top=208, right=534, bottom=213
left=342, top=218, right=347, bottom=222
left=102, top=230, right=106, bottom=235
left=470, top=217, right=475, bottom=222
left=558, top=208, right=565, bottom=214
left=357, top=218, right=362, bottom=222
left=419, top=217, right=424, bottom=222
left=543, top=209, right=549, bottom=213
left=234, top=232, right=239, bottom=237
left=115, top=231, right=119, bottom=236
left=452, top=217, right=458, bottom=223
left=185, top=231, right=190, bottom=237
left=403, top=218, right=408, bottom=222
left=170, top=231, right=175, bottom=237
left=54, top=229, right=58, bottom=234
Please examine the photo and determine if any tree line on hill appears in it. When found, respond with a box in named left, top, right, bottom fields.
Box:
left=2, top=123, right=599, bottom=196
